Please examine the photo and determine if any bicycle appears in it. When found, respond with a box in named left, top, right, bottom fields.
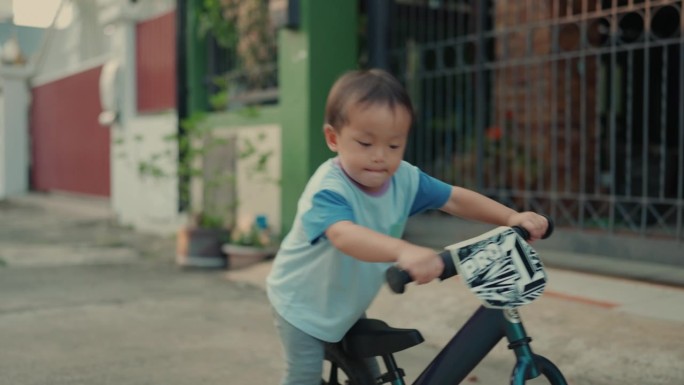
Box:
left=322, top=220, right=568, bottom=385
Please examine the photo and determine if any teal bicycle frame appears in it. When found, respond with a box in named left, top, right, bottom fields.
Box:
left=408, top=305, right=566, bottom=384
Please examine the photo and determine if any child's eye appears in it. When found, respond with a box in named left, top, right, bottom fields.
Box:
left=357, top=140, right=371, bottom=147
left=389, top=145, right=400, bottom=150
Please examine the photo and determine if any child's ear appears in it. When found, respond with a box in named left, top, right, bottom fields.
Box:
left=324, top=124, right=339, bottom=152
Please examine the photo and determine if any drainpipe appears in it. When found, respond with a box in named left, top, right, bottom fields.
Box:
left=176, top=0, right=208, bottom=212
left=176, top=0, right=189, bottom=212
left=368, top=0, right=391, bottom=70
left=474, top=0, right=487, bottom=191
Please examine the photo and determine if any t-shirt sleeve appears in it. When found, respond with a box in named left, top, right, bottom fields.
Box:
left=409, top=171, right=453, bottom=216
left=301, top=189, right=355, bottom=244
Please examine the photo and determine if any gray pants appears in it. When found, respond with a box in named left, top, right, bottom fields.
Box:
left=272, top=310, right=380, bottom=385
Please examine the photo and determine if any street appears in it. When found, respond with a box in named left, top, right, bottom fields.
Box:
left=1, top=195, right=683, bottom=384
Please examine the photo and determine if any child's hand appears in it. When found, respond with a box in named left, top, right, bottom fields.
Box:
left=396, top=244, right=444, bottom=284
left=506, top=212, right=548, bottom=242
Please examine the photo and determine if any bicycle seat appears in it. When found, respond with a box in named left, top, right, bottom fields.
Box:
left=341, top=318, right=424, bottom=358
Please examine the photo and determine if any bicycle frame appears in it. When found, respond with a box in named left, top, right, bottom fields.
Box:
left=408, top=305, right=566, bottom=385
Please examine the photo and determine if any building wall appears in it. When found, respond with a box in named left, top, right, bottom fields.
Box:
left=0, top=88, right=5, bottom=196
left=4, top=0, right=358, bottom=238
left=106, top=1, right=182, bottom=235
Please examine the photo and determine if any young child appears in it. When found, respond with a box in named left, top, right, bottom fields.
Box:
left=266, top=69, right=548, bottom=384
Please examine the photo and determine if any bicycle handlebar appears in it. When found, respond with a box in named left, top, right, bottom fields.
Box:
left=385, top=216, right=554, bottom=294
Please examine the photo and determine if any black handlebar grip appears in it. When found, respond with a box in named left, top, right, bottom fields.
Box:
left=386, top=250, right=457, bottom=294
left=386, top=267, right=411, bottom=294
left=542, top=215, right=554, bottom=239
left=512, top=226, right=530, bottom=240
left=512, top=215, right=555, bottom=240
left=438, top=249, right=457, bottom=280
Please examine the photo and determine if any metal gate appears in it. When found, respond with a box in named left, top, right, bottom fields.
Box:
left=372, top=0, right=683, bottom=240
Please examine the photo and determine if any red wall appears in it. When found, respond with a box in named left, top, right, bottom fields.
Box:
left=136, top=10, right=177, bottom=112
left=30, top=65, right=111, bottom=197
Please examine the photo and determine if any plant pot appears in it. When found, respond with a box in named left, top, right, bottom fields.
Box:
left=176, top=227, right=230, bottom=269
left=222, top=243, right=277, bottom=269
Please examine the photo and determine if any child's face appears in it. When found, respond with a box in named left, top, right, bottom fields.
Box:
left=324, top=103, right=411, bottom=193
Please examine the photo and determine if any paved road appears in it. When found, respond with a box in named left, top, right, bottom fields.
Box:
left=1, top=194, right=683, bottom=385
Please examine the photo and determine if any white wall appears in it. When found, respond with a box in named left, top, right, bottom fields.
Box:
left=111, top=113, right=185, bottom=235
left=0, top=74, right=29, bottom=199
left=111, top=119, right=282, bottom=237
left=0, top=87, right=5, bottom=197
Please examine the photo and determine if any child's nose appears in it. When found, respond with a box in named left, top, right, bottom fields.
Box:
left=371, top=147, right=386, bottom=161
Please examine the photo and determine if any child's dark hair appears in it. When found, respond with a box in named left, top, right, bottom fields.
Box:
left=324, top=69, right=414, bottom=129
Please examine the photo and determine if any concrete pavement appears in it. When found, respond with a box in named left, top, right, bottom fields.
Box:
left=0, top=194, right=284, bottom=385
left=1, top=193, right=684, bottom=385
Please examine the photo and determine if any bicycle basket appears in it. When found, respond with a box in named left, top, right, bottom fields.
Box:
left=445, top=227, right=547, bottom=309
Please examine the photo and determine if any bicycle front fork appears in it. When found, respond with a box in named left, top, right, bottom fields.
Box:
left=504, top=309, right=568, bottom=385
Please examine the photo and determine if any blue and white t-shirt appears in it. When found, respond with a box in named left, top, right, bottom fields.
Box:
left=266, top=158, right=451, bottom=342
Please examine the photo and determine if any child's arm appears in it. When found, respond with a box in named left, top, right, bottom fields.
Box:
left=325, top=221, right=443, bottom=284
left=440, top=186, right=548, bottom=241
left=323, top=185, right=548, bottom=284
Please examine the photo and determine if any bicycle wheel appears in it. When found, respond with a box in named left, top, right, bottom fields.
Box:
left=322, top=343, right=376, bottom=385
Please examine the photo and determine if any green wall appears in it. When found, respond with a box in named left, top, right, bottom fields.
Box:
left=279, top=0, right=358, bottom=234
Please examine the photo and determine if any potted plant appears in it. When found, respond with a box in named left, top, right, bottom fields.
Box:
left=222, top=213, right=278, bottom=264
left=175, top=215, right=231, bottom=268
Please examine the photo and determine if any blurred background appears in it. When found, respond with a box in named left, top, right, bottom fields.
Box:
left=0, top=0, right=682, bottom=272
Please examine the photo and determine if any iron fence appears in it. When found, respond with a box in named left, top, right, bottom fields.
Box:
left=205, top=39, right=278, bottom=108
left=378, top=0, right=683, bottom=240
